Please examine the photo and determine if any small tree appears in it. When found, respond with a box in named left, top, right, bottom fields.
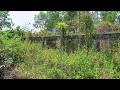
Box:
left=0, top=11, right=13, bottom=30
left=79, top=11, right=94, bottom=56
left=56, top=22, right=68, bottom=52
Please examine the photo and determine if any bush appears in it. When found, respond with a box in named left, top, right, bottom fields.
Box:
left=0, top=31, right=25, bottom=67
left=18, top=42, right=120, bottom=79
left=96, top=22, right=120, bottom=33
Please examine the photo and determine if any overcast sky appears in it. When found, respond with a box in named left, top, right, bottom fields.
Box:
left=9, top=11, right=39, bottom=30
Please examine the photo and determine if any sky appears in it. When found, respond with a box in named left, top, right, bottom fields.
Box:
left=9, top=11, right=39, bottom=30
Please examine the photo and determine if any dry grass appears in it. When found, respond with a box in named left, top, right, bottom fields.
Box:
left=4, top=67, right=20, bottom=79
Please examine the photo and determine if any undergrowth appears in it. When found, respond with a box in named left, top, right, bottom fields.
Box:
left=18, top=42, right=120, bottom=79
left=1, top=31, right=120, bottom=79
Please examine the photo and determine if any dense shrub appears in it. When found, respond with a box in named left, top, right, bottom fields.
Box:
left=1, top=29, right=120, bottom=79
left=96, top=22, right=120, bottom=33
left=0, top=31, right=25, bottom=67
left=18, top=43, right=120, bottom=79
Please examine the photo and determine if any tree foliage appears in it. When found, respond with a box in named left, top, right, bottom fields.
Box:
left=34, top=11, right=120, bottom=35
left=34, top=11, right=78, bottom=33
left=101, top=11, right=117, bottom=23
left=34, top=11, right=63, bottom=31
left=0, top=11, right=13, bottom=29
left=79, top=11, right=94, bottom=55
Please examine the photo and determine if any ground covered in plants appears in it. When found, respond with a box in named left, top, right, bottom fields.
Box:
left=17, top=44, right=120, bottom=79
left=1, top=31, right=120, bottom=79
left=1, top=11, right=120, bottom=79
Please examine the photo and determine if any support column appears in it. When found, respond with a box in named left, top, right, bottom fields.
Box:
left=94, top=40, right=100, bottom=52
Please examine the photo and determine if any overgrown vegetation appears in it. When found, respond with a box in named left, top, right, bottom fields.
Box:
left=17, top=43, right=120, bottom=79
left=1, top=11, right=120, bottom=79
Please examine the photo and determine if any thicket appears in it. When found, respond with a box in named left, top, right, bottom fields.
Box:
left=1, top=11, right=120, bottom=79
